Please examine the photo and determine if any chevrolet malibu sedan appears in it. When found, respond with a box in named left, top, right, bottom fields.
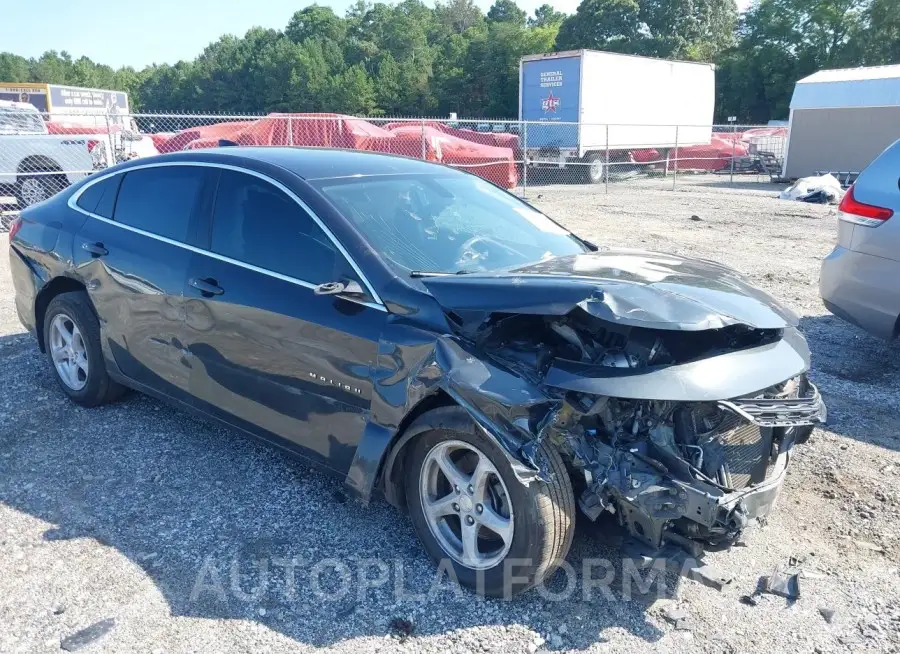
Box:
left=9, top=147, right=825, bottom=596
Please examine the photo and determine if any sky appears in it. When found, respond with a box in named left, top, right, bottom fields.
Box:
left=1, top=0, right=754, bottom=70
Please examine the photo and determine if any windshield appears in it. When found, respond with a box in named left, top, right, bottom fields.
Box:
left=313, top=173, right=587, bottom=273
left=0, top=106, right=46, bottom=134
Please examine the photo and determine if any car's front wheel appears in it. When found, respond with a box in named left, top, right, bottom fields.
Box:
left=405, top=406, right=575, bottom=597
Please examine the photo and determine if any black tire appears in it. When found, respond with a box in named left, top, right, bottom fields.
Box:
left=404, top=406, right=575, bottom=597
left=15, top=174, right=66, bottom=208
left=42, top=291, right=124, bottom=407
left=582, top=153, right=605, bottom=184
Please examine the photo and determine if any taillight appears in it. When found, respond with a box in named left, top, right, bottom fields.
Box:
left=87, top=139, right=99, bottom=152
left=838, top=184, right=894, bottom=227
left=8, top=216, right=22, bottom=240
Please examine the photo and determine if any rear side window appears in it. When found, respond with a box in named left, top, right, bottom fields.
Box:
left=76, top=175, right=122, bottom=218
left=113, top=166, right=208, bottom=242
left=210, top=170, right=338, bottom=284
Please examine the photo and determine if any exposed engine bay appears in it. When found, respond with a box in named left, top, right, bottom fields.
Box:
left=460, top=305, right=825, bottom=551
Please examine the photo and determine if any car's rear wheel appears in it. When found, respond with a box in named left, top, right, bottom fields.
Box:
left=405, top=406, right=575, bottom=597
left=43, top=292, right=124, bottom=407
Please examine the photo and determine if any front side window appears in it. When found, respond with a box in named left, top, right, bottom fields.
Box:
left=210, top=170, right=340, bottom=285
left=312, top=173, right=587, bottom=273
left=114, top=166, right=208, bottom=242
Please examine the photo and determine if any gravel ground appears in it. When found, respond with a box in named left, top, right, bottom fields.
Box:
left=1, top=179, right=899, bottom=653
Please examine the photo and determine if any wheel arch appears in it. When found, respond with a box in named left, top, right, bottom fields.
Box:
left=17, top=155, right=64, bottom=179
left=374, top=388, right=546, bottom=511
left=376, top=389, right=458, bottom=510
left=34, top=277, right=89, bottom=352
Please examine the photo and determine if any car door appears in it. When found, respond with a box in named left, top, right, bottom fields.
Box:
left=182, top=167, right=386, bottom=473
left=72, top=164, right=214, bottom=403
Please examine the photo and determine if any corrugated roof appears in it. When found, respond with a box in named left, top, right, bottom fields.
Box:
left=791, top=64, right=900, bottom=110
left=797, top=64, right=900, bottom=85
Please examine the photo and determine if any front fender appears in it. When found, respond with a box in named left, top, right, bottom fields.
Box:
left=343, top=328, right=555, bottom=506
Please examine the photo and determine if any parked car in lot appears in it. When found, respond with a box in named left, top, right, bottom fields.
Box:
left=0, top=100, right=100, bottom=208
left=820, top=138, right=900, bottom=339
left=9, top=147, right=825, bottom=596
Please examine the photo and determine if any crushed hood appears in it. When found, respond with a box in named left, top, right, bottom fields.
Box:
left=421, top=249, right=798, bottom=331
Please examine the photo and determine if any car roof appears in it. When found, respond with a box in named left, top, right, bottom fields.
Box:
left=164, top=146, right=459, bottom=181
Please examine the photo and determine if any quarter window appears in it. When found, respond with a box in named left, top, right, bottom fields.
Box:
left=210, top=170, right=339, bottom=285
left=113, top=166, right=208, bottom=242
left=76, top=174, right=122, bottom=218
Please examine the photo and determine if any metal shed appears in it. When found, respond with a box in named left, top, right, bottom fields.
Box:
left=783, top=64, right=900, bottom=180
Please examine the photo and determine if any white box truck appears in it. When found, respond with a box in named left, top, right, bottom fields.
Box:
left=519, top=50, right=716, bottom=183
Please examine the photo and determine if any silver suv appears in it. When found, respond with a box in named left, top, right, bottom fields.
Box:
left=820, top=138, right=900, bottom=339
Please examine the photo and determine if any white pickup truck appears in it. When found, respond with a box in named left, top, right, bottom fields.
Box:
left=0, top=100, right=101, bottom=208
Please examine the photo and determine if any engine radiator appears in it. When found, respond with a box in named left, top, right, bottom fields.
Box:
left=716, top=415, right=772, bottom=488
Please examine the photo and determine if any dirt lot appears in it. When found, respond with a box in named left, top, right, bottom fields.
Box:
left=1, top=180, right=898, bottom=653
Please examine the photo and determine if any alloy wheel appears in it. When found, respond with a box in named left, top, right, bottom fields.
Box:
left=419, top=439, right=514, bottom=570
left=20, top=178, right=48, bottom=206
left=49, top=313, right=89, bottom=391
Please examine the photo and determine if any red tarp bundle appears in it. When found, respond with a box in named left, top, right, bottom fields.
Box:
left=631, top=137, right=749, bottom=171
left=383, top=121, right=520, bottom=152
left=154, top=113, right=518, bottom=188
left=385, top=123, right=518, bottom=189
left=149, top=133, right=174, bottom=151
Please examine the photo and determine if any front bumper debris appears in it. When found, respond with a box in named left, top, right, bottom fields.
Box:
left=553, top=379, right=826, bottom=552
left=719, top=382, right=826, bottom=427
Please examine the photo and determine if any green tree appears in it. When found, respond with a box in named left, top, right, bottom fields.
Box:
left=286, top=5, right=347, bottom=43
left=487, top=0, right=527, bottom=25
left=529, top=4, right=566, bottom=27
left=434, top=0, right=484, bottom=34
left=857, top=0, right=899, bottom=65
left=639, top=0, right=738, bottom=59
left=374, top=52, right=404, bottom=114
left=1, top=0, right=894, bottom=121
left=0, top=53, right=30, bottom=82
left=30, top=50, right=73, bottom=84
left=325, top=64, right=378, bottom=114
left=555, top=0, right=641, bottom=52
left=714, top=0, right=870, bottom=122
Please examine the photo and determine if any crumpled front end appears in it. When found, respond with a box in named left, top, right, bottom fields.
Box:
left=452, top=302, right=824, bottom=552
left=409, top=254, right=827, bottom=552
left=534, top=377, right=825, bottom=550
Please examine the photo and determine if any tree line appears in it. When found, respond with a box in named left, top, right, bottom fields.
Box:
left=0, top=0, right=896, bottom=123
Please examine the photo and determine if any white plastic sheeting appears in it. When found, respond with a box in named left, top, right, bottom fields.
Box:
left=779, top=173, right=845, bottom=204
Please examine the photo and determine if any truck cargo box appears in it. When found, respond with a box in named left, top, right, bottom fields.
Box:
left=519, top=50, right=715, bottom=157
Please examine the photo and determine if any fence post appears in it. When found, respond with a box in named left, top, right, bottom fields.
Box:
left=672, top=125, right=679, bottom=191
left=288, top=115, right=293, bottom=146
left=730, top=121, right=736, bottom=186
left=604, top=124, right=609, bottom=195
left=521, top=121, right=528, bottom=198
left=420, top=118, right=427, bottom=160
left=104, top=113, right=113, bottom=169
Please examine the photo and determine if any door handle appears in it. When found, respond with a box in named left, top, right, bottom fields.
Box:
left=82, top=241, right=108, bottom=257
left=188, top=277, right=224, bottom=297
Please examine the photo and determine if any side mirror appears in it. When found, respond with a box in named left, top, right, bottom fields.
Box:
left=313, top=279, right=365, bottom=297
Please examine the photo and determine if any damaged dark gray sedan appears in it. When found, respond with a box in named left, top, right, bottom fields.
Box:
left=9, top=147, right=826, bottom=597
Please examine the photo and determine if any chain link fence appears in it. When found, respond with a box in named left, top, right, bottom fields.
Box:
left=1, top=107, right=788, bottom=222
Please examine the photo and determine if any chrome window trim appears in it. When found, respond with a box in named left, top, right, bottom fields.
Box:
left=67, top=161, right=387, bottom=312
